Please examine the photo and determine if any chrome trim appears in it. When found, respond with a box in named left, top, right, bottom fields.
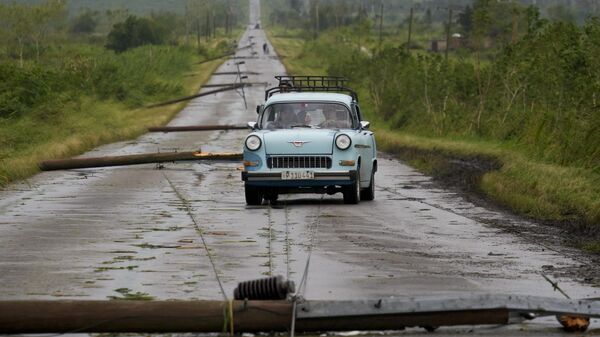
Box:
left=267, top=155, right=332, bottom=169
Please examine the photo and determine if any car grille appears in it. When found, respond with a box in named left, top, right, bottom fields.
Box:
left=267, top=156, right=332, bottom=169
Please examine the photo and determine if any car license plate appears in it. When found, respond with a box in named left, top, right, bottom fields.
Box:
left=281, top=170, right=314, bottom=180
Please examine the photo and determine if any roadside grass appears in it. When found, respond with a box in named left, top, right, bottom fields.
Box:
left=0, top=43, right=229, bottom=187
left=267, top=28, right=600, bottom=251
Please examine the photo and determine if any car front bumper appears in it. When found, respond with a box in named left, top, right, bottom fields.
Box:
left=242, top=170, right=357, bottom=187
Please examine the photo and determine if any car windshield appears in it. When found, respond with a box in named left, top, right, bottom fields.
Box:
left=260, top=102, right=353, bottom=129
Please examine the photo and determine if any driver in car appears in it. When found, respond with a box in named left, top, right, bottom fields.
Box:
left=320, top=105, right=350, bottom=128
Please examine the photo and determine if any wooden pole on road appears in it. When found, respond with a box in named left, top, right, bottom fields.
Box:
left=0, top=300, right=292, bottom=334
left=146, top=84, right=244, bottom=108
left=148, top=125, right=247, bottom=132
left=38, top=152, right=243, bottom=171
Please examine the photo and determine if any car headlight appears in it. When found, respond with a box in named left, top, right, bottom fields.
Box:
left=335, top=134, right=352, bottom=150
left=245, top=135, right=262, bottom=151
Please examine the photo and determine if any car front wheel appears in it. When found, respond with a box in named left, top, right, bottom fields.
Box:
left=245, top=185, right=263, bottom=205
left=360, top=171, right=375, bottom=201
left=343, top=174, right=360, bottom=204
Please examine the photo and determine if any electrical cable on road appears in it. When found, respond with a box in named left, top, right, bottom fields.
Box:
left=290, top=195, right=324, bottom=337
left=163, top=172, right=228, bottom=302
left=541, top=273, right=571, bottom=299
left=284, top=200, right=292, bottom=281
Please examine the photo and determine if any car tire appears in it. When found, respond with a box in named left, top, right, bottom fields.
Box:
left=343, top=173, right=360, bottom=204
left=360, top=171, right=375, bottom=201
left=245, top=185, right=263, bottom=205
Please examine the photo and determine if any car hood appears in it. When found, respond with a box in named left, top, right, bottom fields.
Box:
left=262, top=129, right=338, bottom=155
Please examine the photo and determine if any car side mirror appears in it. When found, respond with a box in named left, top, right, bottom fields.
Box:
left=360, top=121, right=370, bottom=130
left=247, top=121, right=258, bottom=130
left=256, top=104, right=264, bottom=114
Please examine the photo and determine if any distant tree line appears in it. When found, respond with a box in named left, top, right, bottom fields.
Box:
left=0, top=0, right=246, bottom=120
left=0, top=0, right=246, bottom=57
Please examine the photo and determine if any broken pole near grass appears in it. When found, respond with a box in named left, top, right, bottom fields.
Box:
left=146, top=84, right=245, bottom=108
left=213, top=71, right=260, bottom=75
left=236, top=43, right=256, bottom=51
left=201, top=83, right=253, bottom=88
left=38, top=152, right=243, bottom=171
left=0, top=300, right=291, bottom=333
left=148, top=125, right=247, bottom=132
left=194, top=52, right=236, bottom=64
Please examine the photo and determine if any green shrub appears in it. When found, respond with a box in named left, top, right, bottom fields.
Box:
left=106, top=15, right=171, bottom=53
left=0, top=44, right=194, bottom=120
left=0, top=63, right=64, bottom=118
left=311, top=19, right=600, bottom=169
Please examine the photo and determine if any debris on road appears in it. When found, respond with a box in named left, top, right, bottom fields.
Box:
left=234, top=276, right=295, bottom=300
left=214, top=71, right=260, bottom=75
left=557, top=314, right=590, bottom=332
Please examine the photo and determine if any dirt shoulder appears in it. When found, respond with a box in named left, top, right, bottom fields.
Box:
left=376, top=130, right=600, bottom=255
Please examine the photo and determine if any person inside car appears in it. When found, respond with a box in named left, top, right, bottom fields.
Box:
left=271, top=105, right=298, bottom=129
left=319, top=105, right=350, bottom=128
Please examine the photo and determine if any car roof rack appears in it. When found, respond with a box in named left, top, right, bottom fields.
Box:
left=265, top=75, right=359, bottom=102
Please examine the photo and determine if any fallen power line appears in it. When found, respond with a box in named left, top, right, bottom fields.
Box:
left=38, top=151, right=242, bottom=171
left=148, top=125, right=247, bottom=132
left=146, top=84, right=245, bottom=108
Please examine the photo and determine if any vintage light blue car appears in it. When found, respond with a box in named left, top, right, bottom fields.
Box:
left=241, top=76, right=377, bottom=205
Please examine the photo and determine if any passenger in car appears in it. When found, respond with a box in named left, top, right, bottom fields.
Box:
left=273, top=108, right=298, bottom=129
left=320, top=105, right=350, bottom=128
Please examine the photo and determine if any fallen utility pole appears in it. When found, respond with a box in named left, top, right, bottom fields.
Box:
left=236, top=43, right=255, bottom=51
left=201, top=83, right=253, bottom=88
left=231, top=56, right=259, bottom=60
left=148, top=125, right=247, bottom=132
left=0, top=300, right=290, bottom=334
left=214, top=71, right=260, bottom=75
left=195, top=52, right=236, bottom=64
left=1, top=295, right=599, bottom=333
left=146, top=84, right=244, bottom=108
left=38, top=152, right=242, bottom=171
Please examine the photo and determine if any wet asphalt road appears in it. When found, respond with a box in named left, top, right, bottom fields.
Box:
left=1, top=0, right=599, bottom=334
